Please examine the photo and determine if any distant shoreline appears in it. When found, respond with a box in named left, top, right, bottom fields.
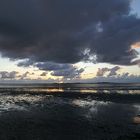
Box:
left=0, top=82, right=140, bottom=85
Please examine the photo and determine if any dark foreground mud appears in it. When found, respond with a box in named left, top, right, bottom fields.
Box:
left=0, top=84, right=139, bottom=140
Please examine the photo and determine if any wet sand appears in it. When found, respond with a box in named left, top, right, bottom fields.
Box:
left=0, top=84, right=139, bottom=140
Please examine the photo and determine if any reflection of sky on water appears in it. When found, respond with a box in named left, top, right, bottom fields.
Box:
left=0, top=94, right=47, bottom=113
left=26, top=88, right=64, bottom=93
left=0, top=88, right=140, bottom=94
left=0, top=83, right=140, bottom=114
left=73, top=99, right=140, bottom=120
left=0, top=88, right=139, bottom=139
left=0, top=90, right=140, bottom=124
left=0, top=83, right=140, bottom=96
left=0, top=83, right=140, bottom=128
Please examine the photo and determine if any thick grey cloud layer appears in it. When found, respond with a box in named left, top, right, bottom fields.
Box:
left=0, top=0, right=140, bottom=67
left=35, top=62, right=72, bottom=71
left=35, top=62, right=84, bottom=79
left=92, top=16, right=140, bottom=65
left=51, top=67, right=84, bottom=79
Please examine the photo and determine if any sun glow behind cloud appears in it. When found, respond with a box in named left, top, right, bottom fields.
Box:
left=132, top=42, right=140, bottom=49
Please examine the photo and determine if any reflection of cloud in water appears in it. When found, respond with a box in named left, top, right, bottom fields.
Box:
left=0, top=93, right=139, bottom=140
left=73, top=99, right=110, bottom=119
left=72, top=99, right=109, bottom=107
left=0, top=94, right=47, bottom=113
left=73, top=99, right=140, bottom=126
left=0, top=85, right=140, bottom=140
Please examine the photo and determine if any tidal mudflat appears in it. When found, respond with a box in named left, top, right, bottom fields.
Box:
left=0, top=83, right=139, bottom=140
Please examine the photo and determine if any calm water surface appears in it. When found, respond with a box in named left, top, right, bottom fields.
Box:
left=0, top=83, right=139, bottom=140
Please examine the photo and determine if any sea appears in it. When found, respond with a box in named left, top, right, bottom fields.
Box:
left=0, top=83, right=139, bottom=140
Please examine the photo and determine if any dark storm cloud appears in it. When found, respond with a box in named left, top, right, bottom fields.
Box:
left=51, top=67, right=84, bottom=79
left=35, top=62, right=72, bottom=71
left=91, top=16, right=140, bottom=65
left=35, top=62, right=84, bottom=79
left=0, top=0, right=140, bottom=66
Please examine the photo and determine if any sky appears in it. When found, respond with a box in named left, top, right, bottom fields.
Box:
left=0, top=0, right=140, bottom=83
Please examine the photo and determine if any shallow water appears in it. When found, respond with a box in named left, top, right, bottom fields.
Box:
left=0, top=83, right=140, bottom=140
